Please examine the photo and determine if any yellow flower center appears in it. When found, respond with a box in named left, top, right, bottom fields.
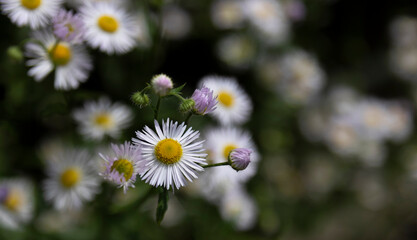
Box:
left=60, top=168, right=81, bottom=188
left=218, top=91, right=234, bottom=107
left=223, top=144, right=237, bottom=159
left=98, top=15, right=119, bottom=33
left=111, top=159, right=133, bottom=181
left=21, top=0, right=41, bottom=10
left=49, top=43, right=72, bottom=66
left=154, top=139, right=183, bottom=165
left=3, top=190, right=21, bottom=211
left=94, top=113, right=114, bottom=129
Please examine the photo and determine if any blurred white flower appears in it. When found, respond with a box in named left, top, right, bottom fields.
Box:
left=43, top=149, right=100, bottom=210
left=217, top=34, right=256, bottom=69
left=161, top=5, right=191, bottom=40
left=211, top=0, right=245, bottom=29
left=73, top=97, right=133, bottom=141
left=199, top=76, right=253, bottom=125
left=25, top=29, right=92, bottom=90
left=0, top=0, right=62, bottom=29
left=0, top=179, right=34, bottom=230
left=220, top=188, right=257, bottom=231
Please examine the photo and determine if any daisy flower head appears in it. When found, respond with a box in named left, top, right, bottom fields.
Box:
left=25, top=29, right=92, bottom=90
left=73, top=97, right=133, bottom=141
left=211, top=0, right=245, bottom=30
left=191, top=86, right=217, bottom=115
left=133, top=119, right=207, bottom=190
left=53, top=9, right=85, bottom=44
left=80, top=2, right=138, bottom=54
left=0, top=179, right=34, bottom=230
left=43, top=149, right=100, bottom=210
left=99, top=142, right=144, bottom=193
left=199, top=76, right=252, bottom=125
left=0, top=0, right=62, bottom=29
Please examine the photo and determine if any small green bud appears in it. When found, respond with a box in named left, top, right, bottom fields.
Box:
left=131, top=92, right=150, bottom=108
left=179, top=98, right=195, bottom=113
left=7, top=46, right=23, bottom=63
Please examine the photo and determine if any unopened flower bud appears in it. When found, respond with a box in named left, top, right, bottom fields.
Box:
left=191, top=86, right=217, bottom=115
left=7, top=46, right=23, bottom=63
left=151, top=74, right=173, bottom=96
left=179, top=98, right=195, bottom=113
left=229, top=148, right=252, bottom=171
left=131, top=92, right=150, bottom=108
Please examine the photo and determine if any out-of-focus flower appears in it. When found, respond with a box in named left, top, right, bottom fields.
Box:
left=389, top=16, right=417, bottom=48
left=100, top=142, right=144, bottom=193
left=80, top=2, right=138, bottom=54
left=229, top=148, right=252, bottom=171
left=191, top=86, right=217, bottom=115
left=243, top=0, right=290, bottom=45
left=0, top=0, right=62, bottom=29
left=211, top=0, right=245, bottom=29
left=277, top=50, right=326, bottom=105
left=43, top=149, right=100, bottom=210
left=199, top=76, right=252, bottom=125
left=25, top=30, right=92, bottom=90
left=220, top=188, right=257, bottom=231
left=161, top=5, right=191, bottom=40
left=151, top=74, right=173, bottom=97
left=132, top=119, right=207, bottom=190
left=0, top=179, right=34, bottom=230
left=72, top=97, right=132, bottom=141
left=53, top=9, right=85, bottom=44
left=133, top=11, right=151, bottom=48
left=217, top=34, right=256, bottom=69
left=282, top=0, right=306, bottom=22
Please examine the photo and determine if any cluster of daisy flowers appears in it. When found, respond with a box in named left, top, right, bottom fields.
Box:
left=1, top=0, right=149, bottom=90
left=0, top=73, right=259, bottom=230
left=299, top=85, right=413, bottom=167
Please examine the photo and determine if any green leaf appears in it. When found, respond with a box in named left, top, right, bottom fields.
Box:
left=169, top=83, right=186, bottom=95
left=156, top=187, right=169, bottom=225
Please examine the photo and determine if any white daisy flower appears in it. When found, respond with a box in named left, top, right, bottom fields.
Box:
left=132, top=119, right=207, bottom=190
left=25, top=29, right=92, bottom=90
left=99, top=141, right=145, bottom=193
left=0, top=0, right=62, bottom=29
left=0, top=179, right=34, bottom=230
left=199, top=76, right=253, bottom=126
left=43, top=149, right=100, bottom=210
left=80, top=2, right=138, bottom=54
left=72, top=97, right=133, bottom=141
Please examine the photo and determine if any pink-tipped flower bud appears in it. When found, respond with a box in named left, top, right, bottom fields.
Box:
left=229, top=148, right=252, bottom=171
left=191, top=86, right=217, bottom=115
left=151, top=74, right=173, bottom=96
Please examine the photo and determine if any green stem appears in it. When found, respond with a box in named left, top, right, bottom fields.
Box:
left=203, top=162, right=230, bottom=168
left=154, top=96, right=161, bottom=120
left=184, top=112, right=193, bottom=125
